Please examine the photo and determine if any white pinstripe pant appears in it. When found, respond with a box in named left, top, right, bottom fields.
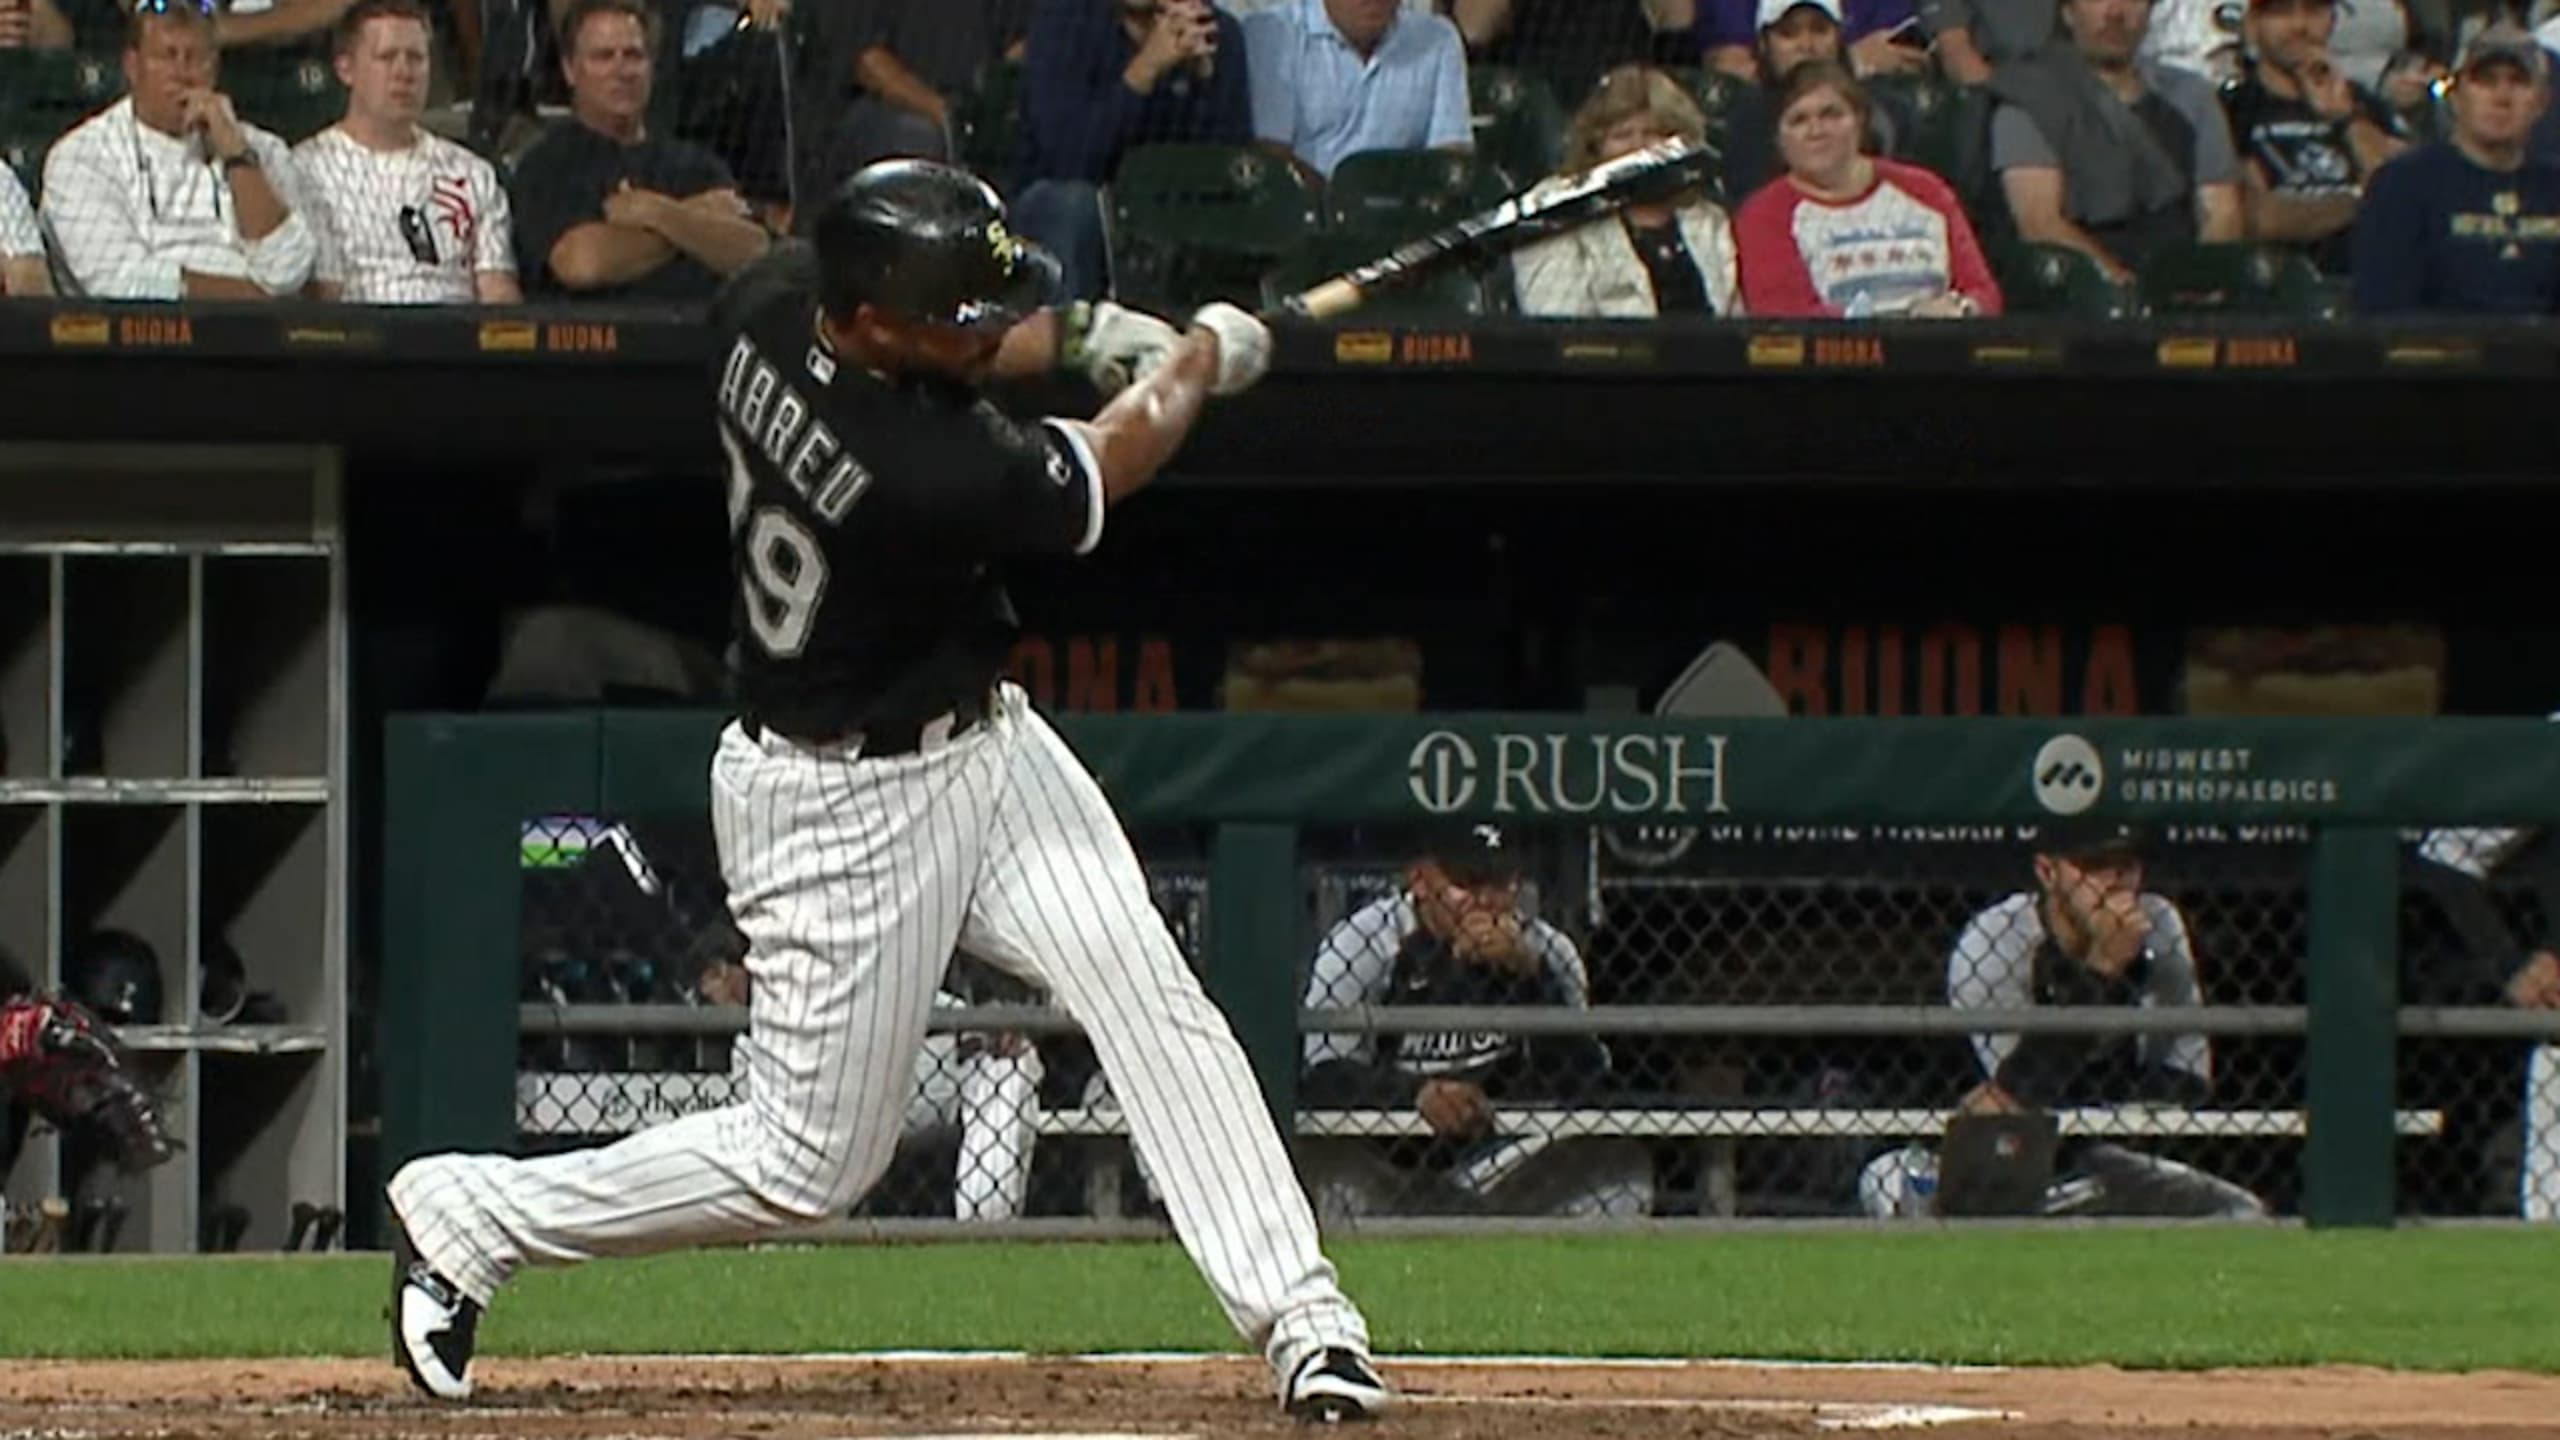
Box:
left=390, top=684, right=1369, bottom=1384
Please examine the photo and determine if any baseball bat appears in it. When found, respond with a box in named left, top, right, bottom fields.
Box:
left=1268, top=136, right=1717, bottom=322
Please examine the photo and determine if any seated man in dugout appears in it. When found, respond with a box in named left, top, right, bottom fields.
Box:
left=1293, top=824, right=1656, bottom=1221
left=1858, top=820, right=2269, bottom=1219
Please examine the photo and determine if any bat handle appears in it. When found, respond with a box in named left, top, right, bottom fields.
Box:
left=1283, top=278, right=1364, bottom=322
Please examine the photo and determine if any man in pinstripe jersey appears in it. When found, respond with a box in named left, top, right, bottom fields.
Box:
left=384, top=158, right=1390, bottom=1423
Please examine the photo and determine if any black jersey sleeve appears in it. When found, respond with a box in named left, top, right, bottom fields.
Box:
left=918, top=404, right=1107, bottom=559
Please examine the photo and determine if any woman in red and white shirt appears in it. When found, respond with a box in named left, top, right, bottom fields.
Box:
left=1733, top=60, right=2002, bottom=318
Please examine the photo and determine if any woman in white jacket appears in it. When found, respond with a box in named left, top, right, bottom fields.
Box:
left=1509, top=64, right=1743, bottom=318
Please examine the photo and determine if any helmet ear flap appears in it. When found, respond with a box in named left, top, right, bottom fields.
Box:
left=70, top=929, right=166, bottom=1027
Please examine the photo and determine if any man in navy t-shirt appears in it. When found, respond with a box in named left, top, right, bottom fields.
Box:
left=2351, top=23, right=2560, bottom=315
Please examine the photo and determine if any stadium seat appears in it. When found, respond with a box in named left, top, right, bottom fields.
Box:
left=1670, top=65, right=1752, bottom=142
left=1873, top=72, right=1993, bottom=199
left=1106, top=142, right=1319, bottom=311
left=954, top=58, right=1027, bottom=190
left=1259, top=229, right=1489, bottom=320
left=1468, top=65, right=1564, bottom=187
left=0, top=49, right=123, bottom=133
left=2138, top=242, right=2337, bottom=317
left=1322, top=148, right=1512, bottom=242
left=1992, top=240, right=2139, bottom=319
left=227, top=48, right=348, bottom=144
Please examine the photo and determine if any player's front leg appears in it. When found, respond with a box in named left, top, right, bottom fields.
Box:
left=385, top=722, right=984, bottom=1400
left=962, top=691, right=1387, bottom=1420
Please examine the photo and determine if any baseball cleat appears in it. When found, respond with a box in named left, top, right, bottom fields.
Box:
left=1285, top=1346, right=1391, bottom=1424
left=389, top=1224, right=481, bottom=1401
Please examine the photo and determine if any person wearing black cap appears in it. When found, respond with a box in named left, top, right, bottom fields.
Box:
left=1295, top=824, right=1656, bottom=1220
left=1862, top=819, right=2267, bottom=1218
left=2351, top=21, right=2560, bottom=313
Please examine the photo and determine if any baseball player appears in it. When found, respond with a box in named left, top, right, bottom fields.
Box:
left=1861, top=820, right=2267, bottom=1218
left=1295, top=824, right=1654, bottom=1220
left=293, top=0, right=520, bottom=304
left=387, top=159, right=1389, bottom=1423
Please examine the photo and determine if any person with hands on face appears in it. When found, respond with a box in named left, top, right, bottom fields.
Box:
left=1012, top=0, right=1253, bottom=300
left=2219, top=0, right=2409, bottom=275
left=1861, top=821, right=2267, bottom=1219
left=508, top=0, right=771, bottom=301
left=1510, top=65, right=1742, bottom=317
left=1296, top=824, right=1655, bottom=1220
left=1734, top=60, right=2002, bottom=316
left=40, top=0, right=318, bottom=300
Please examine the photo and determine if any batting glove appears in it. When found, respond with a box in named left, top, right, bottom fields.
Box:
left=1059, top=300, right=1182, bottom=396
left=1190, top=302, right=1271, bottom=396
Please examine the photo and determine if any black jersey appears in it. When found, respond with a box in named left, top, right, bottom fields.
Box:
left=707, top=244, right=1102, bottom=740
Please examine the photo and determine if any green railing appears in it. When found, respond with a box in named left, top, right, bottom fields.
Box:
left=379, top=710, right=2560, bottom=1239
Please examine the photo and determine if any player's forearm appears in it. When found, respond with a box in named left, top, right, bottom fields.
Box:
left=648, top=202, right=770, bottom=277
left=1085, top=329, right=1218, bottom=505
left=992, top=310, right=1062, bottom=380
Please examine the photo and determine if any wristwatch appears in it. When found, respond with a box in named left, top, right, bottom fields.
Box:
left=218, top=148, right=259, bottom=173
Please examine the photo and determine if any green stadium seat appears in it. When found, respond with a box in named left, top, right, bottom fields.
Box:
left=1992, top=239, right=2138, bottom=319
left=226, top=48, right=348, bottom=145
left=1669, top=65, right=1752, bottom=139
left=955, top=58, right=1027, bottom=188
left=0, top=49, right=123, bottom=132
left=1467, top=65, right=1564, bottom=187
left=1260, top=228, right=1488, bottom=320
left=1322, top=147, right=1511, bottom=242
left=1106, top=142, right=1319, bottom=311
left=2138, top=241, right=2336, bottom=317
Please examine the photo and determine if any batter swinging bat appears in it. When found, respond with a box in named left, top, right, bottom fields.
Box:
left=1270, top=136, right=1717, bottom=321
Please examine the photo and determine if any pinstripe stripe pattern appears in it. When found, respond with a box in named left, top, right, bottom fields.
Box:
left=388, top=692, right=1367, bottom=1389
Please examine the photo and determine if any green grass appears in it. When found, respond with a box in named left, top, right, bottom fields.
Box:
left=3, top=1229, right=2556, bottom=1370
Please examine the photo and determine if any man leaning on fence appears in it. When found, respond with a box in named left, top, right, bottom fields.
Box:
left=1860, top=821, right=2269, bottom=1220
left=293, top=0, right=519, bottom=303
left=1294, top=824, right=1655, bottom=1221
left=42, top=0, right=319, bottom=300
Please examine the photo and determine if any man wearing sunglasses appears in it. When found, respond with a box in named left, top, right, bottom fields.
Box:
left=40, top=0, right=317, bottom=299
left=295, top=0, right=519, bottom=303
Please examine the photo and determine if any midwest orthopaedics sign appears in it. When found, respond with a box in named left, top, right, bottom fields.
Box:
left=1405, top=730, right=1732, bottom=816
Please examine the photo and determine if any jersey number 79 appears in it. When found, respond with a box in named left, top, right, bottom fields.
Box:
left=724, top=430, right=829, bottom=659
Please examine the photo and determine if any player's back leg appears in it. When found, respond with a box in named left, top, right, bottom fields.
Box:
left=387, top=720, right=995, bottom=1394
left=957, top=686, right=1384, bottom=1417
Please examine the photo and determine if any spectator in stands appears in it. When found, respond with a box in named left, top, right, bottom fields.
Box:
left=294, top=0, right=518, bottom=302
left=1510, top=63, right=1742, bottom=314
left=3, top=0, right=83, bottom=49
left=1926, top=0, right=2056, bottom=88
left=1295, top=824, right=1655, bottom=1220
left=1989, top=0, right=2244, bottom=283
left=508, top=0, right=769, bottom=301
left=805, top=0, right=1032, bottom=198
left=2220, top=0, right=2409, bottom=276
left=2350, top=23, right=2560, bottom=314
left=1706, top=0, right=1925, bottom=82
left=0, top=166, right=45, bottom=295
left=1735, top=61, right=2002, bottom=313
left=1716, top=0, right=1911, bottom=200
left=671, top=0, right=797, bottom=229
left=41, top=0, right=319, bottom=300
left=1449, top=0, right=1699, bottom=110
left=1244, top=0, right=1472, bottom=181
left=1012, top=0, right=1254, bottom=300
left=1858, top=821, right=2267, bottom=1220
left=2140, top=0, right=2242, bottom=83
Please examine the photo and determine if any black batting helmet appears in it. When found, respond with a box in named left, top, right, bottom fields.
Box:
left=72, top=929, right=165, bottom=1026
left=813, top=159, right=1059, bottom=331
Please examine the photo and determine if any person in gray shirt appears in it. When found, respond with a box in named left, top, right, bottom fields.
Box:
left=1989, top=0, right=2243, bottom=280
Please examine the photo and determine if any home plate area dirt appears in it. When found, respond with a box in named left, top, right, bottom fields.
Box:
left=4, top=1355, right=2560, bottom=1440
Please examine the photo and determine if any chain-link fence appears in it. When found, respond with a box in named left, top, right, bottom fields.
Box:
left=507, top=804, right=2560, bottom=1229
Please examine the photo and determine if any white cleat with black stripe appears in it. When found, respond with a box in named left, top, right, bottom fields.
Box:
left=1285, top=1347, right=1392, bottom=1424
left=389, top=1226, right=481, bottom=1401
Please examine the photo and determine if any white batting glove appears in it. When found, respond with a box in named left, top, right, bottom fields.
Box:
left=1059, top=300, right=1182, bottom=396
left=1189, top=302, right=1271, bottom=396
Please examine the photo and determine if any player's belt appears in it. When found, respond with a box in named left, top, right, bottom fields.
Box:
left=744, top=690, right=993, bottom=758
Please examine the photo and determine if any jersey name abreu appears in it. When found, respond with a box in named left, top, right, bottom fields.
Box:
left=717, top=332, right=871, bottom=528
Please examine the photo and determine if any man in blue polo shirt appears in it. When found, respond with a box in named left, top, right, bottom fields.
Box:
left=1012, top=0, right=1254, bottom=298
left=2352, top=22, right=2560, bottom=314
left=1243, top=0, right=1472, bottom=181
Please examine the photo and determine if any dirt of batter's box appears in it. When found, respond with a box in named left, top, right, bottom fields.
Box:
left=1, top=1356, right=2557, bottom=1440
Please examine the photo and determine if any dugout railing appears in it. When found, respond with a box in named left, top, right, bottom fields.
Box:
left=378, top=711, right=2560, bottom=1241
